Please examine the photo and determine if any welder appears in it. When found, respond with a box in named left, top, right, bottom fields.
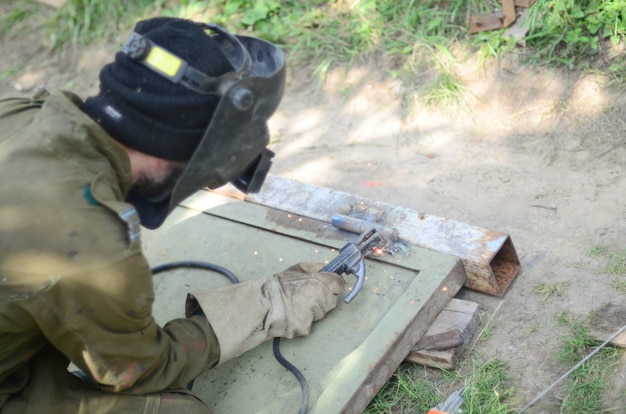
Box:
left=0, top=17, right=344, bottom=413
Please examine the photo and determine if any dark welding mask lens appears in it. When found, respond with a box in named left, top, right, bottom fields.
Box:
left=231, top=149, right=274, bottom=194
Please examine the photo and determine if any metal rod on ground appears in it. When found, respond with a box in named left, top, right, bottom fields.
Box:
left=518, top=322, right=626, bottom=413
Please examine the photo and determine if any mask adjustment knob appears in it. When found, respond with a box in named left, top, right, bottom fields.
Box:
left=230, top=88, right=254, bottom=111
left=122, top=33, right=150, bottom=60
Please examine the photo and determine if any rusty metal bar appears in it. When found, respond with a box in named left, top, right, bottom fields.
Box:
left=221, top=175, right=520, bottom=296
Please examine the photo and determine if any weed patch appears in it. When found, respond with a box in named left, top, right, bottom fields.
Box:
left=7, top=0, right=626, bottom=103
left=534, top=281, right=570, bottom=302
left=363, top=365, right=440, bottom=414
left=551, top=311, right=624, bottom=413
left=587, top=244, right=626, bottom=293
left=525, top=0, right=626, bottom=80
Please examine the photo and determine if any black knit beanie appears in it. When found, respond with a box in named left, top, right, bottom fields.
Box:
left=83, top=18, right=234, bottom=161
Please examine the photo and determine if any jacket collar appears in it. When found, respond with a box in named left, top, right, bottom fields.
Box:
left=40, top=90, right=133, bottom=197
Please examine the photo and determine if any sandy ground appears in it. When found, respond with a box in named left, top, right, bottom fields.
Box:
left=268, top=59, right=626, bottom=410
left=2, top=15, right=625, bottom=411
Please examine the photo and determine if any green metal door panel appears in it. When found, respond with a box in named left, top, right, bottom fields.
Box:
left=145, top=200, right=464, bottom=414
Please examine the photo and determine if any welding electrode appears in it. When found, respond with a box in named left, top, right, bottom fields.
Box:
left=331, top=214, right=399, bottom=242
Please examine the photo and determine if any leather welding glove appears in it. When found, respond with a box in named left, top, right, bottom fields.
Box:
left=185, top=262, right=345, bottom=366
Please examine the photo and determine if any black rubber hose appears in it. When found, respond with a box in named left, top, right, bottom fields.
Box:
left=151, top=260, right=240, bottom=284
left=273, top=337, right=309, bottom=414
left=151, top=260, right=309, bottom=413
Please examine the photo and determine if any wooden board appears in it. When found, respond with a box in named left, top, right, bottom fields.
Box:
left=405, top=299, right=480, bottom=369
left=590, top=300, right=626, bottom=347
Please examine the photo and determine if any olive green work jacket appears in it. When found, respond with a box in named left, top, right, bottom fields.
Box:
left=0, top=91, right=220, bottom=406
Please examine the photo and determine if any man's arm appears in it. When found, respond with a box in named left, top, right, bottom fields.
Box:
left=25, top=252, right=220, bottom=394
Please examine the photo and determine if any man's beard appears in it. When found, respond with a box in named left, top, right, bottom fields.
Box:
left=133, top=163, right=186, bottom=203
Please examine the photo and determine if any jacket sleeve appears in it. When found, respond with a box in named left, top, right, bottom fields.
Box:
left=31, top=252, right=221, bottom=394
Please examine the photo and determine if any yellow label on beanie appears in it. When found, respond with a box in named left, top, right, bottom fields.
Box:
left=145, top=46, right=183, bottom=78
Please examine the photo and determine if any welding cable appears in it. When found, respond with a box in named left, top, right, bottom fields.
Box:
left=151, top=260, right=310, bottom=414
left=151, top=260, right=240, bottom=284
left=273, top=337, right=309, bottom=414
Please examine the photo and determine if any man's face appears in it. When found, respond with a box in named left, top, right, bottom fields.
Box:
left=133, top=161, right=187, bottom=203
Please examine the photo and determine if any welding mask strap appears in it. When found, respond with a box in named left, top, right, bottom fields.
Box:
left=121, top=29, right=250, bottom=96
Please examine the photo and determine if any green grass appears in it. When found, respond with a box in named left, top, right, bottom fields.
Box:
left=587, top=244, right=626, bottom=293
left=365, top=302, right=514, bottom=413
left=476, top=310, right=496, bottom=342
left=1, top=1, right=49, bottom=38
left=5, top=0, right=626, bottom=104
left=463, top=359, right=516, bottom=413
left=0, top=65, right=22, bottom=82
left=534, top=281, right=570, bottom=302
left=52, top=0, right=156, bottom=48
left=364, top=357, right=516, bottom=414
left=363, top=364, right=441, bottom=413
left=550, top=311, right=624, bottom=413
left=3, top=0, right=626, bottom=106
left=3, top=0, right=155, bottom=48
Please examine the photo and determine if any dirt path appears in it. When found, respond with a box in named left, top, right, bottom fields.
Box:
left=2, top=20, right=625, bottom=410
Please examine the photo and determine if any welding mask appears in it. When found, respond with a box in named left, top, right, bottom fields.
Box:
left=122, top=23, right=286, bottom=229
